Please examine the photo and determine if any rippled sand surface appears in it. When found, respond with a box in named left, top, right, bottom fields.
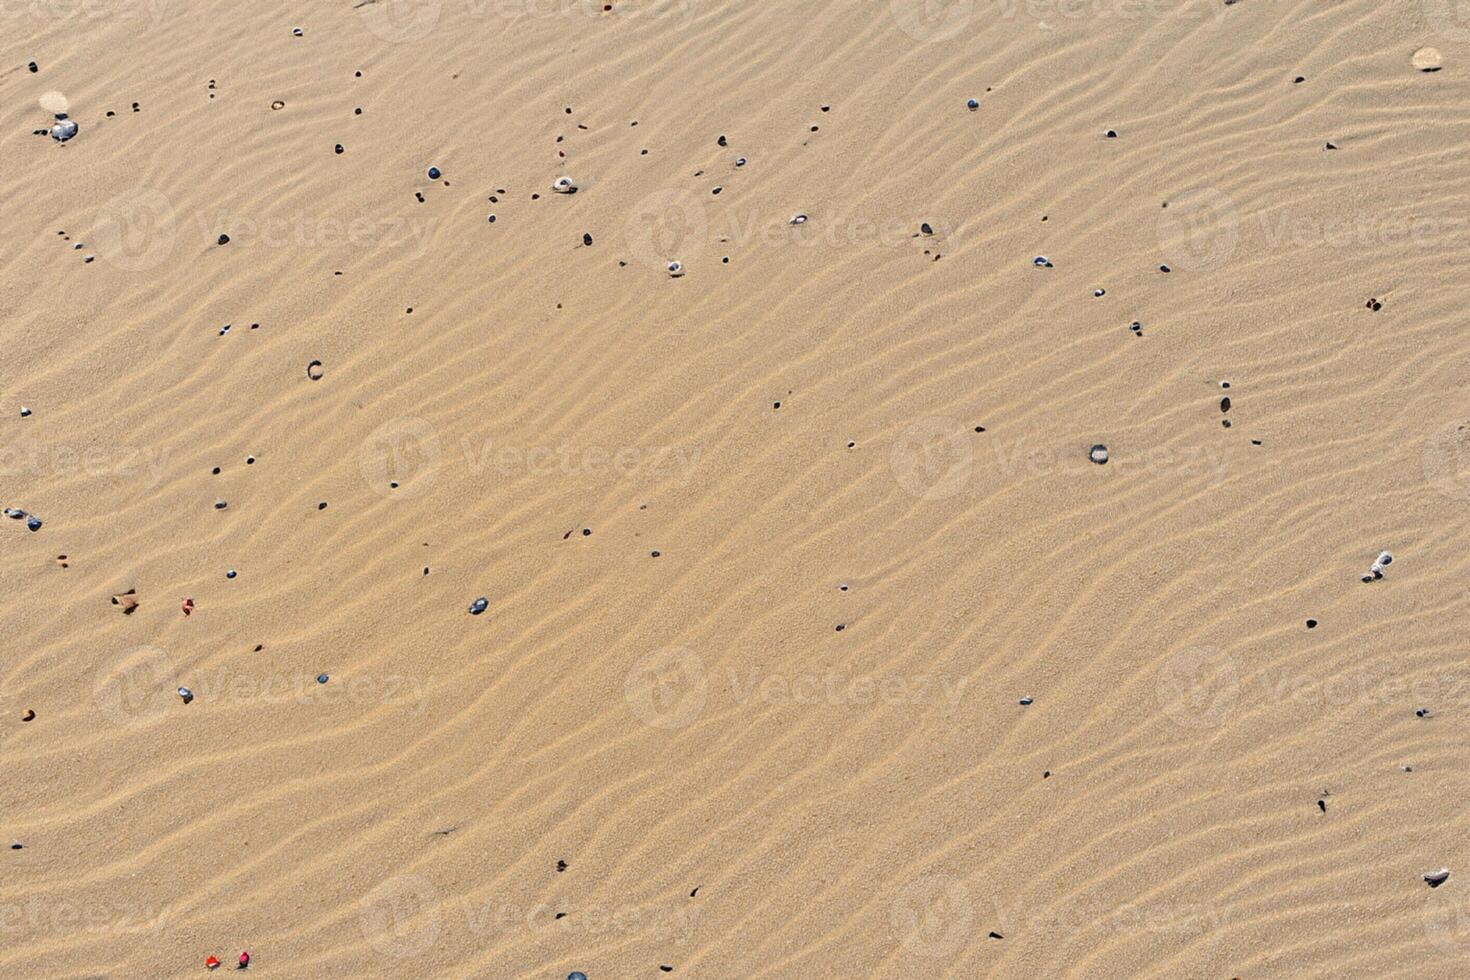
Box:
left=5, top=1, right=1470, bottom=976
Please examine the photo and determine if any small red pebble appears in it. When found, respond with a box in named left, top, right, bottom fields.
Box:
left=205, top=955, right=220, bottom=969
left=239, top=951, right=250, bottom=968
left=182, top=597, right=194, bottom=616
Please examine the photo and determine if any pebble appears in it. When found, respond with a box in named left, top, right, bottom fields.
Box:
left=569, top=973, right=588, bottom=980
left=4, top=508, right=24, bottom=519
left=1018, top=696, right=1033, bottom=705
left=18, top=407, right=28, bottom=417
left=9, top=842, right=21, bottom=850
left=1093, top=288, right=1105, bottom=297
left=1362, top=550, right=1393, bottom=581
left=789, top=213, right=808, bottom=225
left=469, top=597, right=488, bottom=615
left=307, top=360, right=324, bottom=380
left=1105, top=129, right=1117, bottom=138
left=26, top=517, right=41, bottom=532
left=667, top=260, right=685, bottom=277
left=967, top=98, right=979, bottom=110
left=214, top=500, right=228, bottom=510
left=51, top=115, right=79, bottom=143
left=1416, top=707, right=1431, bottom=718
left=291, top=27, right=303, bottom=36
left=226, top=570, right=237, bottom=579
left=178, top=687, right=194, bottom=704
left=552, top=176, right=577, bottom=194
left=217, top=234, right=231, bottom=245
left=428, top=167, right=442, bottom=179
left=1033, top=256, right=1053, bottom=268
left=1412, top=47, right=1443, bottom=72
left=1425, top=868, right=1450, bottom=887
left=1089, top=444, right=1109, bottom=464
left=28, top=61, right=37, bottom=72
left=316, top=674, right=329, bottom=684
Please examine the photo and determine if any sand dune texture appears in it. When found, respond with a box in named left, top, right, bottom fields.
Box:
left=5, top=0, right=1470, bottom=976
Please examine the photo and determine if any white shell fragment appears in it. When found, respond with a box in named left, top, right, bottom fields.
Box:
left=552, top=176, right=577, bottom=194
left=667, top=260, right=685, bottom=277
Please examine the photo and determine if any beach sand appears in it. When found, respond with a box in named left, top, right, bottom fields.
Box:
left=4, top=0, right=1470, bottom=976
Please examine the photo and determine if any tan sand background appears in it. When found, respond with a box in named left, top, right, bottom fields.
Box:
left=4, top=0, right=1470, bottom=976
